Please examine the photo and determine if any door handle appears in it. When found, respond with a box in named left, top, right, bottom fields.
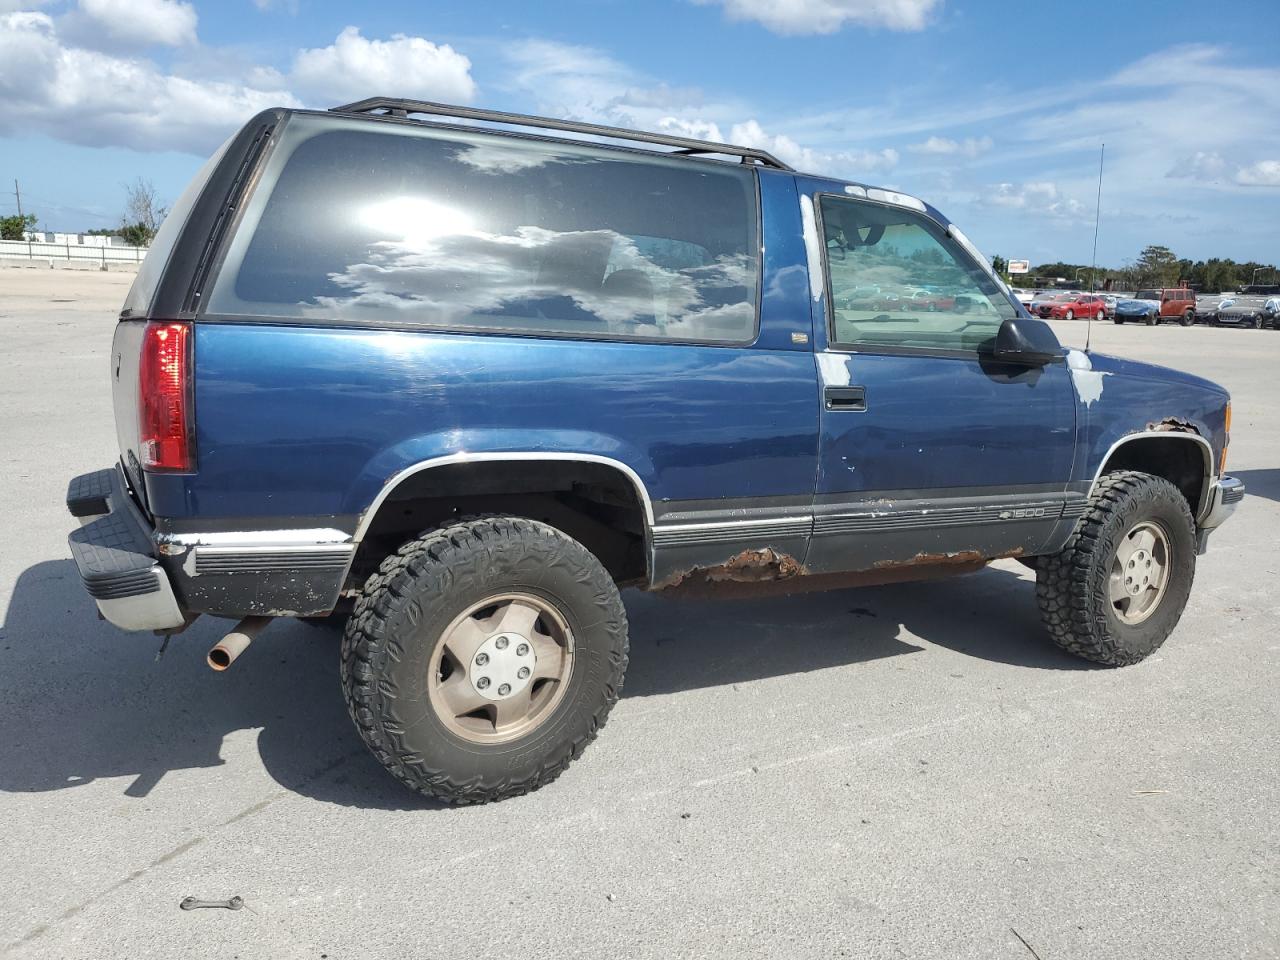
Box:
left=824, top=385, right=866, bottom=412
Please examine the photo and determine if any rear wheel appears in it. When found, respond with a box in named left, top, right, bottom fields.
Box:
left=1036, top=471, right=1196, bottom=666
left=341, top=516, right=629, bottom=803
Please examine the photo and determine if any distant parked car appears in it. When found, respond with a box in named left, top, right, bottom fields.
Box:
left=1010, top=287, right=1035, bottom=308
left=1114, top=288, right=1196, bottom=326
left=1099, top=294, right=1118, bottom=318
left=1215, top=297, right=1271, bottom=329
left=1030, top=292, right=1071, bottom=315
left=1042, top=293, right=1107, bottom=321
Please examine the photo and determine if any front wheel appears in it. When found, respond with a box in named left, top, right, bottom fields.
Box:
left=1064, top=309, right=1074, bottom=320
left=1114, top=316, right=1125, bottom=325
left=1145, top=312, right=1158, bottom=326
left=341, top=516, right=629, bottom=803
left=1036, top=471, right=1196, bottom=666
left=1180, top=310, right=1194, bottom=326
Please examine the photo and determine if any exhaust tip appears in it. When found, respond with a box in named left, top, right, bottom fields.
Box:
left=206, top=616, right=272, bottom=672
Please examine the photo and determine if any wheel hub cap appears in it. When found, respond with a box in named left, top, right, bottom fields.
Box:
left=427, top=593, right=574, bottom=744
left=469, top=633, right=537, bottom=701
left=1109, top=520, right=1171, bottom=625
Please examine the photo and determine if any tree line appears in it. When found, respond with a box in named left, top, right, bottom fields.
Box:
left=0, top=178, right=167, bottom=246
left=994, top=246, right=1278, bottom=293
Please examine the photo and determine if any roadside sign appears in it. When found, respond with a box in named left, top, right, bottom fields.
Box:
left=1008, top=259, right=1030, bottom=274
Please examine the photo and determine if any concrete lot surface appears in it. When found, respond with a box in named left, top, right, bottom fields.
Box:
left=1, top=271, right=1276, bottom=959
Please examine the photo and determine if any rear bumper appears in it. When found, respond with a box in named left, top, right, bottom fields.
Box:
left=66, top=467, right=186, bottom=631
left=67, top=467, right=355, bottom=630
left=1196, top=475, right=1245, bottom=553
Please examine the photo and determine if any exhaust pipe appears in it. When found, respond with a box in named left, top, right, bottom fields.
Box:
left=207, top=616, right=273, bottom=671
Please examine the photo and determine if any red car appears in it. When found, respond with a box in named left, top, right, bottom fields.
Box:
left=1041, top=293, right=1107, bottom=320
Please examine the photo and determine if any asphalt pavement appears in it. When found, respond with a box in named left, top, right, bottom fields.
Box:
left=1, top=268, right=1276, bottom=959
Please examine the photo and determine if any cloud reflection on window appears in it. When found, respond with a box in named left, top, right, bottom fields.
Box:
left=304, top=220, right=755, bottom=340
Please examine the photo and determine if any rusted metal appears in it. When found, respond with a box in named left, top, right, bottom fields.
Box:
left=654, top=547, right=804, bottom=591
left=652, top=546, right=1023, bottom=599
left=1146, top=417, right=1199, bottom=435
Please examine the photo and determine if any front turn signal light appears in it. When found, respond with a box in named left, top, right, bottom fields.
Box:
left=1220, top=402, right=1231, bottom=476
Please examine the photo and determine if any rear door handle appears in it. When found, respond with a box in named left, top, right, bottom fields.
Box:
left=824, top=385, right=866, bottom=412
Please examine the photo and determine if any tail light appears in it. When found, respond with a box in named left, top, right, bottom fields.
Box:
left=139, top=321, right=194, bottom=472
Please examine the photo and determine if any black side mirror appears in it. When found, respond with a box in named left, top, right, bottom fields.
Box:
left=991, top=315, right=1063, bottom=366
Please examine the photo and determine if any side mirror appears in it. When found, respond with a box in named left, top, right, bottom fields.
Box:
left=991, top=315, right=1063, bottom=366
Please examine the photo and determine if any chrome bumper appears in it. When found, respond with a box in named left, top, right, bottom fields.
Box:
left=1196, top=475, right=1245, bottom=553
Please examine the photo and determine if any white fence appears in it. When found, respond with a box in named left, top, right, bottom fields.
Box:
left=0, top=238, right=148, bottom=264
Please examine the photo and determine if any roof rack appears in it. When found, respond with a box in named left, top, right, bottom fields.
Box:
left=328, top=97, right=795, bottom=172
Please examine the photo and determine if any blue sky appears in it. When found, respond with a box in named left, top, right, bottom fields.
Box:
left=2, top=0, right=1278, bottom=267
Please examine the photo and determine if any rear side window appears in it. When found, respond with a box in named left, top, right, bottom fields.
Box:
left=205, top=117, right=759, bottom=343
left=819, top=194, right=1014, bottom=354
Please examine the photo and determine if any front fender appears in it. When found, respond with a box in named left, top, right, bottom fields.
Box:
left=1067, top=350, right=1229, bottom=515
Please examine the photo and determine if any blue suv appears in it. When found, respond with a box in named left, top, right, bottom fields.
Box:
left=66, top=99, right=1244, bottom=803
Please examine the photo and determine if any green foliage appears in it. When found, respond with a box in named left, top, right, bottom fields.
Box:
left=1135, top=244, right=1180, bottom=287
left=0, top=213, right=37, bottom=241
left=118, top=222, right=153, bottom=247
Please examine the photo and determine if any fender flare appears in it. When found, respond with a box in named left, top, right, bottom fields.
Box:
left=352, top=451, right=655, bottom=543
left=1088, top=431, right=1215, bottom=520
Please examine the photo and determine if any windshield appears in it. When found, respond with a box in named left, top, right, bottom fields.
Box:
left=1134, top=289, right=1160, bottom=300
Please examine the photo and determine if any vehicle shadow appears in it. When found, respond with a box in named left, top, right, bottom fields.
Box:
left=0, top=558, right=1085, bottom=812
left=1230, top=468, right=1280, bottom=504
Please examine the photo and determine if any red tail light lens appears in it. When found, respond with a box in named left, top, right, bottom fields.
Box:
left=139, top=321, right=194, bottom=472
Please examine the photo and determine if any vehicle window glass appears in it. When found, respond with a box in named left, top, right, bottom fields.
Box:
left=206, top=117, right=759, bottom=344
left=819, top=195, right=1013, bottom=352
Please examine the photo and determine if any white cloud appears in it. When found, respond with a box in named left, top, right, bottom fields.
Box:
left=1167, top=151, right=1227, bottom=181
left=909, top=135, right=992, bottom=157
left=694, top=0, right=941, bottom=34
left=0, top=11, right=295, bottom=152
left=983, top=182, right=1089, bottom=221
left=503, top=39, right=896, bottom=179
left=78, top=0, right=197, bottom=47
left=0, top=15, right=479, bottom=153
left=291, top=26, right=476, bottom=106
left=0, top=0, right=50, bottom=10
left=1235, top=160, right=1280, bottom=187
left=729, top=118, right=898, bottom=174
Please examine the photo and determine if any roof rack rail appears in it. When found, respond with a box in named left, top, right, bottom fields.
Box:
left=328, top=97, right=795, bottom=172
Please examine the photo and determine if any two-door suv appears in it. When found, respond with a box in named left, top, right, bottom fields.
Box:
left=66, top=99, right=1244, bottom=803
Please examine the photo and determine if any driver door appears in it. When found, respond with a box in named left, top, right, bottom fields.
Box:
left=801, top=183, right=1079, bottom=574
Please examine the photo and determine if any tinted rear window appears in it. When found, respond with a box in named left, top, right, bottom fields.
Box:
left=205, top=117, right=759, bottom=343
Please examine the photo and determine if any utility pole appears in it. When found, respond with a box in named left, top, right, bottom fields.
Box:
left=13, top=179, right=21, bottom=220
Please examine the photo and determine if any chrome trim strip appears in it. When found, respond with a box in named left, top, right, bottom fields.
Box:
left=651, top=516, right=812, bottom=534
left=353, top=452, right=655, bottom=543
left=159, top=528, right=352, bottom=547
